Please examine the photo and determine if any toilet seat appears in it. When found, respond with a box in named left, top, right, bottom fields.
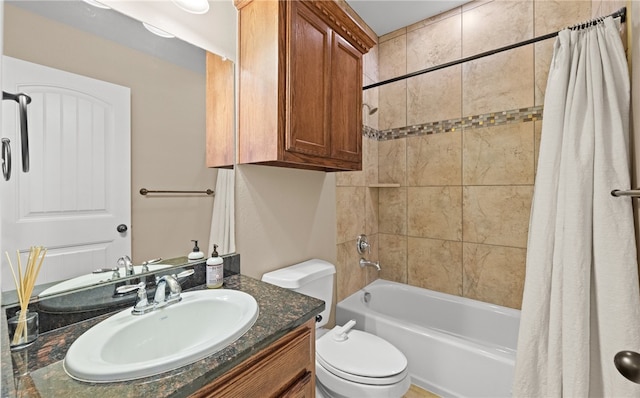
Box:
left=316, top=328, right=408, bottom=385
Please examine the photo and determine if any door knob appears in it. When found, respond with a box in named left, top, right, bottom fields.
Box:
left=117, top=224, right=128, bottom=233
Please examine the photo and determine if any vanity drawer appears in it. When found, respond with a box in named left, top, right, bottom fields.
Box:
left=191, top=318, right=315, bottom=398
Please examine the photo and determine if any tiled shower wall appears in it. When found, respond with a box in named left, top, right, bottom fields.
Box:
left=336, top=0, right=626, bottom=309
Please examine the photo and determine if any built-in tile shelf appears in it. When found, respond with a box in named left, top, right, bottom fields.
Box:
left=368, top=183, right=401, bottom=188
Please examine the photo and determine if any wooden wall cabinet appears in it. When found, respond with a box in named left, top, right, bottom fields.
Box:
left=190, top=319, right=316, bottom=398
left=205, top=52, right=235, bottom=168
left=235, top=0, right=375, bottom=171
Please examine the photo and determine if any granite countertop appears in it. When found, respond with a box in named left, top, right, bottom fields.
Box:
left=1, top=274, right=325, bottom=398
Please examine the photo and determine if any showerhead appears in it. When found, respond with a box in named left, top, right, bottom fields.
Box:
left=363, top=103, right=378, bottom=115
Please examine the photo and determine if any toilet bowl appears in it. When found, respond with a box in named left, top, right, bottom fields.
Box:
left=315, top=326, right=410, bottom=398
left=261, top=259, right=411, bottom=398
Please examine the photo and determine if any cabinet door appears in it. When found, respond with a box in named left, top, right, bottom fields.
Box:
left=189, top=320, right=314, bottom=398
left=286, top=1, right=331, bottom=158
left=281, top=371, right=314, bottom=397
left=330, top=33, right=362, bottom=165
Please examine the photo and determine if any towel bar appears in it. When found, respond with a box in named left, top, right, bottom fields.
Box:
left=611, top=189, right=640, bottom=197
left=139, top=188, right=215, bottom=196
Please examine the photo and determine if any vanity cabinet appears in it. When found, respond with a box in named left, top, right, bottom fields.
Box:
left=190, top=318, right=316, bottom=397
left=234, top=0, right=376, bottom=171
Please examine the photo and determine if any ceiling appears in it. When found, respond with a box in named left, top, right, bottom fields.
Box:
left=345, top=0, right=470, bottom=36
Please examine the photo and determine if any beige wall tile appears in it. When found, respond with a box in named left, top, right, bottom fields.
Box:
left=364, top=233, right=380, bottom=285
left=462, top=46, right=534, bottom=116
left=379, top=138, right=407, bottom=185
left=379, top=187, right=407, bottom=235
left=363, top=43, right=379, bottom=83
left=463, top=122, right=535, bottom=185
left=366, top=188, right=379, bottom=235
left=363, top=137, right=379, bottom=186
left=407, top=6, right=461, bottom=33
left=379, top=34, right=407, bottom=80
left=336, top=170, right=365, bottom=187
left=336, top=186, right=366, bottom=244
left=462, top=0, right=533, bottom=57
left=407, top=14, right=461, bottom=72
left=407, top=66, right=462, bottom=125
left=378, top=233, right=408, bottom=283
left=379, top=81, right=407, bottom=130
left=534, top=120, right=542, bottom=174
left=534, top=40, right=554, bottom=106
left=379, top=26, right=407, bottom=43
left=591, top=0, right=625, bottom=18
left=463, top=243, right=526, bottom=309
left=463, top=185, right=533, bottom=248
left=408, top=237, right=463, bottom=296
left=462, top=0, right=494, bottom=13
left=363, top=83, right=379, bottom=129
left=337, top=239, right=368, bottom=302
left=534, top=1, right=591, bottom=36
left=407, top=132, right=462, bottom=186
left=408, top=187, right=463, bottom=241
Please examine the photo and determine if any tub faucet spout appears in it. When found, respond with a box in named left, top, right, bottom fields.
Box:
left=360, top=258, right=381, bottom=271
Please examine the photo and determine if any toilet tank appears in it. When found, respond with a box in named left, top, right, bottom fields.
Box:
left=261, top=259, right=335, bottom=328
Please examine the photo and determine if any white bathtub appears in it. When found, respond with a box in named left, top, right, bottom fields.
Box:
left=335, top=279, right=520, bottom=398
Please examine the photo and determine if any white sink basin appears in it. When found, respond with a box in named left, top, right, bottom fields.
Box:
left=63, top=289, right=259, bottom=382
left=40, top=264, right=173, bottom=297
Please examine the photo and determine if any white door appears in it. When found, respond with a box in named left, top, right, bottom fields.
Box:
left=1, top=56, right=131, bottom=291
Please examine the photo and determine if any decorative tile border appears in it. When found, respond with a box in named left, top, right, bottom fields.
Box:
left=364, top=105, right=544, bottom=141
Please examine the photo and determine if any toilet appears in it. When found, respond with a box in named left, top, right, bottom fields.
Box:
left=261, top=259, right=411, bottom=398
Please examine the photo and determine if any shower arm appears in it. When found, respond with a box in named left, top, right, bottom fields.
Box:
left=3, top=91, right=32, bottom=173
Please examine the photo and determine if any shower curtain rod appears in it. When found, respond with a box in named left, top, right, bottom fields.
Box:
left=363, top=7, right=627, bottom=91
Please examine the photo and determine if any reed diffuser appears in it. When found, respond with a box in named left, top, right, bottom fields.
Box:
left=5, top=246, right=46, bottom=347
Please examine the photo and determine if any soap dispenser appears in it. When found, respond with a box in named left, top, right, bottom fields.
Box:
left=206, top=244, right=224, bottom=288
left=188, top=240, right=205, bottom=260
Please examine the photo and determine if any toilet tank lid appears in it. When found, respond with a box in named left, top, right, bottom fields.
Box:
left=261, top=259, right=336, bottom=289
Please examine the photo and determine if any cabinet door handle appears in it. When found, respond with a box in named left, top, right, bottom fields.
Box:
left=2, top=138, right=11, bottom=181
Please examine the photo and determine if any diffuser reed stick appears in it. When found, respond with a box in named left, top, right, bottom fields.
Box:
left=5, top=246, right=46, bottom=345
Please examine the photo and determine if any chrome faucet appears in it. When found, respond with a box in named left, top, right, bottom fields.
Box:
left=118, top=255, right=134, bottom=276
left=154, top=274, right=183, bottom=307
left=359, top=258, right=381, bottom=271
left=115, top=269, right=195, bottom=315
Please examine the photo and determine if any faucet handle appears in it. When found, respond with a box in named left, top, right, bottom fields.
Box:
left=141, top=257, right=162, bottom=273
left=116, top=282, right=154, bottom=315
left=356, top=234, right=371, bottom=255
left=173, top=269, right=195, bottom=280
left=116, top=281, right=146, bottom=294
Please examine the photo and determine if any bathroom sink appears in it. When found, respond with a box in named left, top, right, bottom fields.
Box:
left=63, top=289, right=259, bottom=382
left=40, top=264, right=173, bottom=297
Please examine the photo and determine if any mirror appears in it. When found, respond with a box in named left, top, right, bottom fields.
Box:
left=1, top=0, right=235, bottom=302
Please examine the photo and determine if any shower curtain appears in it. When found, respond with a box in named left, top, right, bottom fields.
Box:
left=513, top=17, right=640, bottom=397
left=209, top=168, right=235, bottom=255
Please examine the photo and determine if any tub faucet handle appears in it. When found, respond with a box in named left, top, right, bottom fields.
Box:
left=356, top=234, right=371, bottom=255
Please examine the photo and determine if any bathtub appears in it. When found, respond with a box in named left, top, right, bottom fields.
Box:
left=335, top=279, right=520, bottom=398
